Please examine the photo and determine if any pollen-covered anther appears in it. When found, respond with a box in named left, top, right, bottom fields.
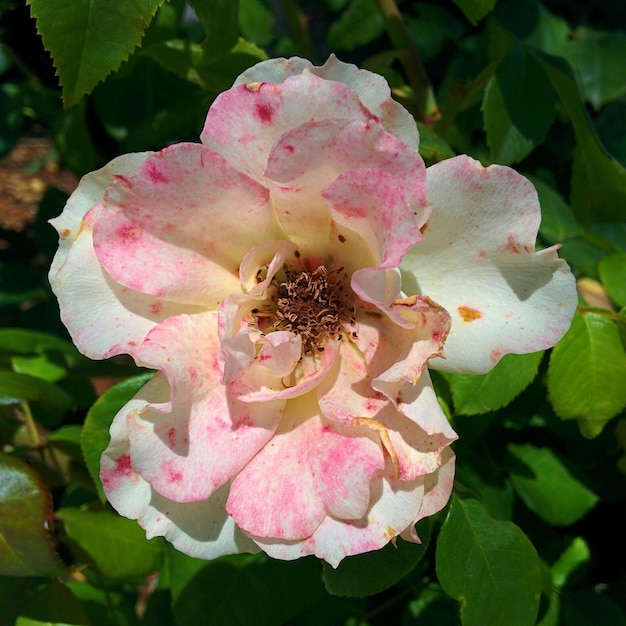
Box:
left=271, top=265, right=355, bottom=354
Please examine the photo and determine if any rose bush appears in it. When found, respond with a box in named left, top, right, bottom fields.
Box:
left=49, top=56, right=576, bottom=567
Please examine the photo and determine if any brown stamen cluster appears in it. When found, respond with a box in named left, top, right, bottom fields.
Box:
left=270, top=265, right=355, bottom=354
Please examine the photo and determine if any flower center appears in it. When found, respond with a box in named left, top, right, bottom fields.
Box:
left=256, top=265, right=355, bottom=355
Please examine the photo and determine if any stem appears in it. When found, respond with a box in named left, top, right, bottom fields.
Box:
left=374, top=0, right=439, bottom=123
left=21, top=401, right=41, bottom=448
left=278, top=0, right=313, bottom=60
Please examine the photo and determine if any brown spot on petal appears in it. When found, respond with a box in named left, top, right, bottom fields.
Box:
left=245, top=81, right=262, bottom=92
left=458, top=306, right=483, bottom=322
left=338, top=234, right=346, bottom=243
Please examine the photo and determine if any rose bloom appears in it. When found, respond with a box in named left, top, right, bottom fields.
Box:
left=49, top=56, right=576, bottom=567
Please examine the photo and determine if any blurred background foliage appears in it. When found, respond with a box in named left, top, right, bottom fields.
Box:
left=0, top=0, right=625, bottom=624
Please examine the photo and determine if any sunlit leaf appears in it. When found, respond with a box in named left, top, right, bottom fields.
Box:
left=436, top=496, right=542, bottom=626
left=0, top=454, right=66, bottom=577
left=448, top=352, right=544, bottom=416
left=57, top=507, right=163, bottom=579
left=27, top=0, right=165, bottom=106
left=598, top=253, right=626, bottom=308
left=507, top=444, right=598, bottom=525
left=548, top=311, right=626, bottom=437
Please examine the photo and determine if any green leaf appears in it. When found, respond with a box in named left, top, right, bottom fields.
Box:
left=451, top=0, right=497, bottom=25
left=11, top=355, right=67, bottom=383
left=598, top=253, right=626, bottom=308
left=538, top=51, right=626, bottom=224
left=328, top=0, right=384, bottom=51
left=0, top=371, right=73, bottom=411
left=169, top=551, right=327, bottom=626
left=239, top=0, right=275, bottom=45
left=187, top=0, right=240, bottom=62
left=0, top=453, right=67, bottom=577
left=417, top=121, right=456, bottom=165
left=65, top=581, right=139, bottom=626
left=27, top=0, right=166, bottom=107
left=548, top=311, right=626, bottom=437
left=57, top=507, right=163, bottom=579
left=559, top=27, right=626, bottom=109
left=81, top=374, right=153, bottom=501
left=15, top=580, right=89, bottom=626
left=448, top=351, right=544, bottom=416
left=531, top=177, right=582, bottom=243
left=483, top=46, right=556, bottom=164
left=507, top=444, right=598, bottom=525
left=322, top=517, right=433, bottom=597
left=0, top=328, right=83, bottom=363
left=436, top=496, right=542, bottom=626
left=550, top=537, right=590, bottom=588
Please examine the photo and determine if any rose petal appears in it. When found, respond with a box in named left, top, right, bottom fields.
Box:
left=93, top=143, right=279, bottom=306
left=201, top=73, right=377, bottom=181
left=402, top=155, right=577, bottom=373
left=125, top=313, right=283, bottom=503
left=265, top=119, right=426, bottom=260
left=101, top=379, right=258, bottom=560
left=232, top=54, right=421, bottom=151
left=51, top=205, right=203, bottom=361
left=227, top=393, right=384, bottom=541
left=228, top=335, right=340, bottom=402
left=250, top=473, right=429, bottom=567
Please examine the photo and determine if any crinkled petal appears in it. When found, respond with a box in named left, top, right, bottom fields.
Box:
left=250, top=473, right=428, bottom=567
left=376, top=373, right=456, bottom=482
left=101, top=379, right=258, bottom=560
left=125, top=313, right=283, bottom=503
left=49, top=152, right=204, bottom=361
left=201, top=73, right=378, bottom=181
left=264, top=119, right=427, bottom=262
left=402, top=155, right=577, bottom=373
left=227, top=394, right=384, bottom=541
left=93, top=143, right=279, bottom=307
left=233, top=55, right=421, bottom=151
left=228, top=336, right=340, bottom=402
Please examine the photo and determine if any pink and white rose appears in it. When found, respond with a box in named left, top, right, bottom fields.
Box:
left=49, top=55, right=576, bottom=567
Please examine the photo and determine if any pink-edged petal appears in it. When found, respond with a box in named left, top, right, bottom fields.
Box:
left=264, top=119, right=427, bottom=262
left=49, top=152, right=151, bottom=279
left=228, top=336, right=340, bottom=402
left=239, top=239, right=297, bottom=296
left=337, top=297, right=449, bottom=406
left=232, top=55, right=421, bottom=151
left=201, top=73, right=377, bottom=181
left=51, top=203, right=204, bottom=361
left=316, top=337, right=389, bottom=423
left=125, top=313, right=283, bottom=503
left=402, top=155, right=577, bottom=373
left=376, top=372, right=456, bottom=482
left=227, top=393, right=384, bottom=541
left=322, top=169, right=423, bottom=321
left=324, top=168, right=422, bottom=268
left=101, top=381, right=259, bottom=560
left=93, top=143, right=279, bottom=307
left=372, top=296, right=450, bottom=401
left=250, top=473, right=429, bottom=567
left=400, top=447, right=456, bottom=543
